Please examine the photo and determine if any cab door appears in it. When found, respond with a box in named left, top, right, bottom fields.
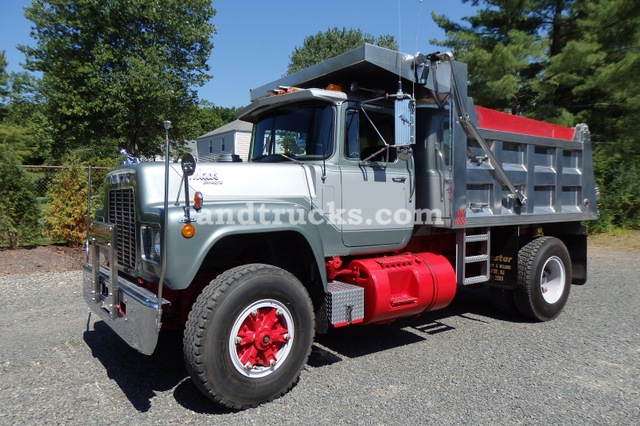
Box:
left=340, top=107, right=413, bottom=248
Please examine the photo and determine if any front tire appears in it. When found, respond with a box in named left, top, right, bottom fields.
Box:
left=514, top=237, right=572, bottom=321
left=184, top=264, right=315, bottom=409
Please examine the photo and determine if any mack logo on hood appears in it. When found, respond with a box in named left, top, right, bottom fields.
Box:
left=192, top=171, right=223, bottom=185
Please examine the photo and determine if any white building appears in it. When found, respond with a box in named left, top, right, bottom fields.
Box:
left=196, top=119, right=252, bottom=162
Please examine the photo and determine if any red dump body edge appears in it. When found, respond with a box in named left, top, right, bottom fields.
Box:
left=475, top=106, right=576, bottom=141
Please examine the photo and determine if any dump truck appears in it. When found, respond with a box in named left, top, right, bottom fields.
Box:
left=83, top=44, right=598, bottom=409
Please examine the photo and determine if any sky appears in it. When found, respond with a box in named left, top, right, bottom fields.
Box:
left=0, top=0, right=475, bottom=109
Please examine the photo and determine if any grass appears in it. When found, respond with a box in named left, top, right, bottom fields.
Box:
left=589, top=229, right=640, bottom=251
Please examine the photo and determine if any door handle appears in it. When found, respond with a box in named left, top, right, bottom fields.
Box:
left=392, top=177, right=406, bottom=183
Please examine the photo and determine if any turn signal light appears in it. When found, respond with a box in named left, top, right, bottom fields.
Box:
left=181, top=223, right=195, bottom=239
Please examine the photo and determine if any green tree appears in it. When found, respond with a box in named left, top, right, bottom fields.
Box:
left=1, top=53, right=46, bottom=164
left=287, top=27, right=398, bottom=75
left=20, top=0, right=216, bottom=159
left=544, top=0, right=640, bottom=129
left=553, top=0, right=640, bottom=230
left=1, top=72, right=52, bottom=164
left=431, top=0, right=562, bottom=114
left=0, top=51, right=8, bottom=115
left=181, top=101, right=237, bottom=142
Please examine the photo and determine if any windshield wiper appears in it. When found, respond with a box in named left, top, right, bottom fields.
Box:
left=278, top=153, right=304, bottom=164
left=251, top=153, right=303, bottom=164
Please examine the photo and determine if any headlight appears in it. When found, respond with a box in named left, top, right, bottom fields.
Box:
left=141, top=224, right=161, bottom=264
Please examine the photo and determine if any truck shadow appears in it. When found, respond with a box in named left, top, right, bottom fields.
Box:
left=83, top=322, right=232, bottom=414
left=83, top=285, right=523, bottom=414
left=310, top=284, right=526, bottom=366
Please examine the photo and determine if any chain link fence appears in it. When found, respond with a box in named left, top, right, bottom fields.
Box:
left=22, top=165, right=66, bottom=201
left=23, top=164, right=109, bottom=200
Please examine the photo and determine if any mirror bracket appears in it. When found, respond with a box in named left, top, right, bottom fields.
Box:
left=180, top=153, right=197, bottom=222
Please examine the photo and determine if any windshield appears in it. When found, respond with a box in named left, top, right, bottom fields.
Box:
left=250, top=103, right=334, bottom=162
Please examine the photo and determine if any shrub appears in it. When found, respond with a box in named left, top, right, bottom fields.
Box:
left=590, top=146, right=640, bottom=233
left=45, top=153, right=116, bottom=246
left=0, top=148, right=41, bottom=248
left=45, top=158, right=89, bottom=246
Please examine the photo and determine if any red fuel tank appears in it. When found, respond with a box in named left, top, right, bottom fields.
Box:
left=338, top=252, right=456, bottom=324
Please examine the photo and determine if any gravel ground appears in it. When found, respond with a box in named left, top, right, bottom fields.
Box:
left=0, top=246, right=638, bottom=425
left=0, top=245, right=84, bottom=276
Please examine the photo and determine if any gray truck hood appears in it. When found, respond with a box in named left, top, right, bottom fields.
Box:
left=185, top=162, right=316, bottom=202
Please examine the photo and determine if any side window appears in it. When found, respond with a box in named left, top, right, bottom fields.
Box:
left=345, top=109, right=360, bottom=159
left=344, top=107, right=396, bottom=162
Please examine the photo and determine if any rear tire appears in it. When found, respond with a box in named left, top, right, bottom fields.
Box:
left=183, top=264, right=315, bottom=409
left=514, top=237, right=571, bottom=321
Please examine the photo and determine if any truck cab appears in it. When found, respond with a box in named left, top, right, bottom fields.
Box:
left=239, top=87, right=414, bottom=250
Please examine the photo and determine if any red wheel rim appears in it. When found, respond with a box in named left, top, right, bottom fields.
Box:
left=229, top=299, right=294, bottom=378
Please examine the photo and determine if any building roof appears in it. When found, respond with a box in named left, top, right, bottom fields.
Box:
left=197, top=119, right=252, bottom=140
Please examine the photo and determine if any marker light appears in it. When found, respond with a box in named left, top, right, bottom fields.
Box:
left=193, top=191, right=203, bottom=211
left=181, top=223, right=195, bottom=239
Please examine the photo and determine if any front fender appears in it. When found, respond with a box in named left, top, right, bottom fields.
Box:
left=162, top=200, right=327, bottom=290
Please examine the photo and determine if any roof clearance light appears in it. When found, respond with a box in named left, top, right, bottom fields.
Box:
left=325, top=83, right=343, bottom=92
left=271, top=86, right=301, bottom=96
left=181, top=223, right=195, bottom=239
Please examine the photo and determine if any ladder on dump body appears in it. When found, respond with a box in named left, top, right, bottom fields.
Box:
left=456, top=228, right=491, bottom=285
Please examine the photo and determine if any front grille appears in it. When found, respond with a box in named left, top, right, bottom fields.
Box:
left=108, top=188, right=137, bottom=270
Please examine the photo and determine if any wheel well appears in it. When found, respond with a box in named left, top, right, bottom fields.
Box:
left=198, top=231, right=325, bottom=312
left=542, top=223, right=588, bottom=285
left=488, top=224, right=588, bottom=288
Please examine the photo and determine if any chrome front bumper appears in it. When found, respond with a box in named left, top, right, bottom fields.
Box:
left=83, top=222, right=169, bottom=355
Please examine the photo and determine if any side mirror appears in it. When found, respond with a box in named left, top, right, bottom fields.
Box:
left=394, top=94, right=415, bottom=147
left=398, top=146, right=413, bottom=161
left=181, top=153, right=196, bottom=177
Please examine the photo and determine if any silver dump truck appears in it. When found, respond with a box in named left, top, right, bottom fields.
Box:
left=83, top=44, right=598, bottom=408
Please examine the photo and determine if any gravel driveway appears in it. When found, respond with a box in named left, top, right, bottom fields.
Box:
left=0, top=246, right=638, bottom=425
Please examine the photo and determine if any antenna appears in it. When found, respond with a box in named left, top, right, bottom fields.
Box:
left=397, top=0, right=402, bottom=84
left=413, top=0, right=424, bottom=96
left=415, top=0, right=424, bottom=55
